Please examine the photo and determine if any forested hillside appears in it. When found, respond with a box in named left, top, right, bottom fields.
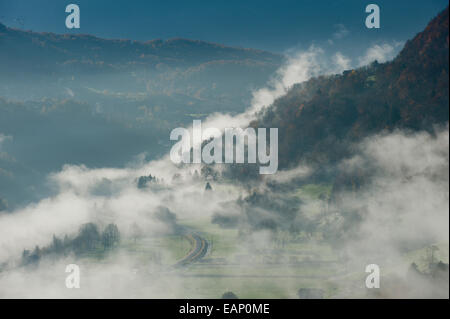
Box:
left=256, top=7, right=449, bottom=169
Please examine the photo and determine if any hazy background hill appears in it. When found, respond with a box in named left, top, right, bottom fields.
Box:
left=0, top=23, right=283, bottom=209
left=0, top=22, right=282, bottom=104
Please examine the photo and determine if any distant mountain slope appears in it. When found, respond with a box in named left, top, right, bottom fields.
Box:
left=0, top=22, right=280, bottom=71
left=0, top=24, right=283, bottom=208
left=256, top=7, right=449, bottom=169
left=0, top=22, right=283, bottom=105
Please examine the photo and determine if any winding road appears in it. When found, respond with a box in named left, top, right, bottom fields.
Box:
left=175, top=233, right=209, bottom=267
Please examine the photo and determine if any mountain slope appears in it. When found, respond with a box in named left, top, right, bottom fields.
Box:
left=256, top=7, right=449, bottom=169
left=0, top=22, right=282, bottom=104
left=0, top=22, right=280, bottom=72
left=0, top=23, right=283, bottom=208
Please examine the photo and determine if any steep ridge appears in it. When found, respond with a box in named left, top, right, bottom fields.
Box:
left=256, top=7, right=449, bottom=169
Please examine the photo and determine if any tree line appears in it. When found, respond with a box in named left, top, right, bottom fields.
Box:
left=22, top=222, right=120, bottom=266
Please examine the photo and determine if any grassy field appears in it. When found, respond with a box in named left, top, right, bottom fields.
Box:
left=294, top=183, right=333, bottom=201
left=80, top=182, right=447, bottom=298
left=160, top=235, right=192, bottom=262
left=158, top=215, right=346, bottom=298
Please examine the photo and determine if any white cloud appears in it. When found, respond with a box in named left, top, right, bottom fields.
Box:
left=249, top=46, right=353, bottom=115
left=333, top=52, right=352, bottom=71
left=181, top=46, right=345, bottom=147
left=334, top=126, right=449, bottom=266
left=358, top=42, right=404, bottom=66
left=265, top=164, right=311, bottom=184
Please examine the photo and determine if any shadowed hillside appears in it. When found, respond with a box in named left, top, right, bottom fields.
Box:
left=0, top=22, right=282, bottom=105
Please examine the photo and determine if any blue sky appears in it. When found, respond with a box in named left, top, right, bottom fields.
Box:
left=0, top=0, right=448, bottom=53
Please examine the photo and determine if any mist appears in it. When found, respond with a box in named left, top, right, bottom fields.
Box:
left=0, top=33, right=448, bottom=298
